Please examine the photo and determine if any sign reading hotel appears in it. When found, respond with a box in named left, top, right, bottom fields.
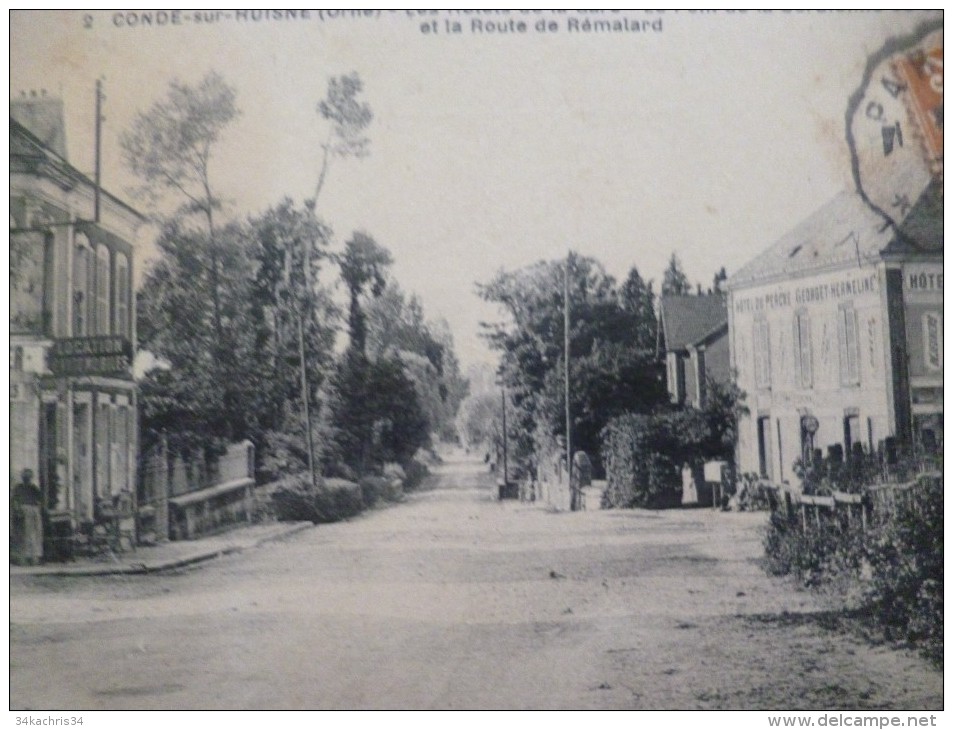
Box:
left=49, top=336, right=133, bottom=378
left=903, top=264, right=943, bottom=292
left=733, top=271, right=880, bottom=315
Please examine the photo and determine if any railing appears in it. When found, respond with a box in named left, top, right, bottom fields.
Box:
left=761, top=471, right=939, bottom=534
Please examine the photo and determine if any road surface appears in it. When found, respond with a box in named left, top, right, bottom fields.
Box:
left=10, top=451, right=942, bottom=710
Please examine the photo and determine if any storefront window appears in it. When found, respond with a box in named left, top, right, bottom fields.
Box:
left=96, top=402, right=111, bottom=499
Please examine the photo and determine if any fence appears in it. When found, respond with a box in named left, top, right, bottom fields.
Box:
left=761, top=470, right=940, bottom=534
left=137, top=439, right=255, bottom=542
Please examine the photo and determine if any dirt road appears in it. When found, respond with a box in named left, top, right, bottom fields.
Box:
left=9, top=452, right=941, bottom=710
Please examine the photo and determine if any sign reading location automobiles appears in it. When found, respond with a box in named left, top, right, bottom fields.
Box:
left=49, top=336, right=133, bottom=378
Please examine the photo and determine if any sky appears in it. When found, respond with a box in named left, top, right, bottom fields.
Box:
left=8, top=9, right=942, bottom=369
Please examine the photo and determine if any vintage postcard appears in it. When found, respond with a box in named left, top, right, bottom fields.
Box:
left=8, top=9, right=943, bottom=716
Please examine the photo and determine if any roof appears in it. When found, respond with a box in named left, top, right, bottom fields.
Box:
left=10, top=118, right=145, bottom=222
left=729, top=191, right=894, bottom=288
left=10, top=97, right=68, bottom=158
left=659, top=294, right=728, bottom=352
left=882, top=178, right=943, bottom=256
left=730, top=183, right=942, bottom=288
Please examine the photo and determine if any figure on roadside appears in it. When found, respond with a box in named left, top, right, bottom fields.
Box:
left=11, top=469, right=43, bottom=565
left=572, top=451, right=592, bottom=488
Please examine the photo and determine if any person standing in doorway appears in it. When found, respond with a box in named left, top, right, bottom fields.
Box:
left=11, top=469, right=43, bottom=565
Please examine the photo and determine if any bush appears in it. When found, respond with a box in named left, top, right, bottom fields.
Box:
left=601, top=411, right=707, bottom=508
left=762, top=510, right=865, bottom=588
left=383, top=462, right=406, bottom=481
left=403, top=458, right=430, bottom=491
left=762, top=475, right=942, bottom=664
left=863, top=476, right=943, bottom=663
left=359, top=475, right=403, bottom=507
left=271, top=474, right=364, bottom=524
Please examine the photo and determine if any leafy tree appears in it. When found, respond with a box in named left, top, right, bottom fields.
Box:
left=365, top=283, right=469, bottom=440
left=246, top=199, right=339, bottom=477
left=456, top=391, right=504, bottom=452
left=123, top=72, right=243, bottom=438
left=712, top=266, right=728, bottom=293
left=661, top=252, right=692, bottom=296
left=121, top=71, right=239, bottom=336
left=619, top=266, right=657, bottom=351
left=136, top=221, right=263, bottom=451
left=699, top=375, right=749, bottom=461
left=478, top=252, right=666, bottom=476
left=313, top=72, right=373, bottom=205
left=339, top=232, right=392, bottom=356
left=324, top=355, right=430, bottom=475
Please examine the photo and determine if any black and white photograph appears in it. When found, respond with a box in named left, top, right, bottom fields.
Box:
left=7, top=9, right=943, bottom=717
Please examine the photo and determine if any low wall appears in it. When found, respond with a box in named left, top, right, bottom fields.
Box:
left=159, top=441, right=257, bottom=541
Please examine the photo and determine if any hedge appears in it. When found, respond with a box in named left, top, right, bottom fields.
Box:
left=601, top=410, right=710, bottom=509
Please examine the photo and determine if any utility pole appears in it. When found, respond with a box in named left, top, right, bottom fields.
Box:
left=501, top=385, right=508, bottom=485
left=298, top=311, right=316, bottom=487
left=565, top=251, right=574, bottom=510
left=94, top=79, right=103, bottom=223
left=285, top=232, right=317, bottom=489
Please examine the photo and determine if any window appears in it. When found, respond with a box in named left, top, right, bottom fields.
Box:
left=923, top=312, right=942, bottom=371
left=753, top=317, right=771, bottom=389
left=10, top=230, right=51, bottom=335
left=838, top=304, right=860, bottom=385
left=844, top=414, right=861, bottom=454
left=757, top=416, right=773, bottom=480
left=96, top=401, right=111, bottom=498
left=96, top=245, right=111, bottom=335
left=73, top=235, right=90, bottom=336
left=115, top=253, right=130, bottom=339
left=111, top=405, right=130, bottom=493
left=793, top=310, right=812, bottom=389
left=667, top=353, right=683, bottom=404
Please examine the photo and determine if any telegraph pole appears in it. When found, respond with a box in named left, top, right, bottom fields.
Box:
left=564, top=251, right=574, bottom=510
left=501, top=385, right=508, bottom=485
left=94, top=79, right=103, bottom=223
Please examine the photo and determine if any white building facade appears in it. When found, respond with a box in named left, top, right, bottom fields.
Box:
left=729, top=188, right=941, bottom=484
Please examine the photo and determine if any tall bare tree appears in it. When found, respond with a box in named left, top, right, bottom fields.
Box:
left=122, top=71, right=241, bottom=436
left=121, top=71, right=239, bottom=344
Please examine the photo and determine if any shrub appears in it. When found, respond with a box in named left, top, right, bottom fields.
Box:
left=762, top=474, right=942, bottom=665
left=271, top=474, right=364, bottom=524
left=863, top=476, right=943, bottom=663
left=315, top=478, right=365, bottom=523
left=383, top=462, right=406, bottom=482
left=762, top=510, right=865, bottom=588
left=359, top=475, right=402, bottom=507
left=403, top=458, right=430, bottom=491
left=601, top=411, right=707, bottom=508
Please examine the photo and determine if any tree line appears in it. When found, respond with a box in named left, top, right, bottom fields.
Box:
left=125, top=71, right=466, bottom=483
left=464, top=249, right=742, bottom=491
